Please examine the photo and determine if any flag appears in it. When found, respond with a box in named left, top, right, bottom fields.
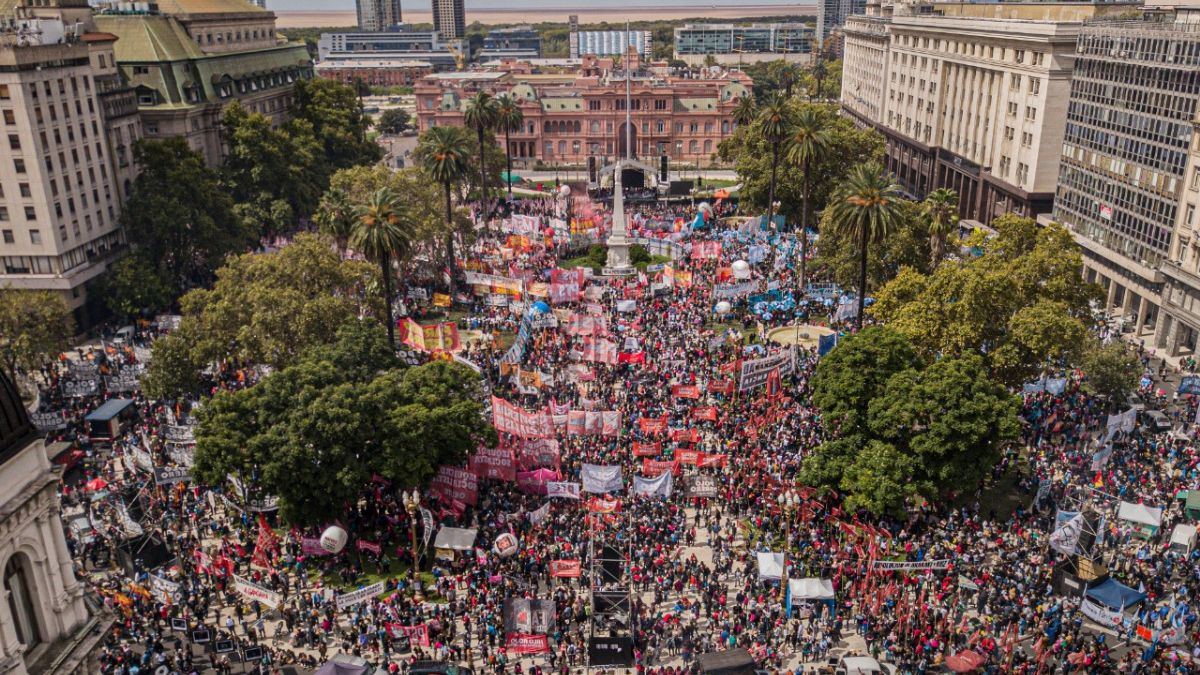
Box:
left=251, top=515, right=279, bottom=568
left=1049, top=512, right=1084, bottom=556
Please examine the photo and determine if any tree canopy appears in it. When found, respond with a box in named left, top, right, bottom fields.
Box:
left=193, top=320, right=496, bottom=525
left=290, top=78, right=382, bottom=171
left=1082, top=340, right=1141, bottom=405
left=815, top=198, right=932, bottom=292
left=0, top=287, right=72, bottom=379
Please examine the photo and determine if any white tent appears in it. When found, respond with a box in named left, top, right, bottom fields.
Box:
left=1117, top=502, right=1163, bottom=527
left=756, top=552, right=784, bottom=581
left=788, top=577, right=835, bottom=601
left=1170, top=524, right=1197, bottom=550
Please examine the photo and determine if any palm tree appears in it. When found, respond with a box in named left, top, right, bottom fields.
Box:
left=314, top=189, right=355, bottom=252
left=494, top=94, right=525, bottom=202
left=785, top=109, right=831, bottom=294
left=758, top=93, right=792, bottom=230
left=416, top=126, right=471, bottom=291
left=770, top=60, right=801, bottom=98
left=827, top=162, right=905, bottom=330
left=352, top=188, right=411, bottom=350
left=922, top=188, right=960, bottom=271
left=463, top=91, right=499, bottom=217
left=732, top=96, right=757, bottom=128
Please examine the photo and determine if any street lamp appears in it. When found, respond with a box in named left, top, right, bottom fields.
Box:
left=572, top=141, right=581, bottom=182
left=404, top=489, right=424, bottom=603
left=777, top=489, right=799, bottom=616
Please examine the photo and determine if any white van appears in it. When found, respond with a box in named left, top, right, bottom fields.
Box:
left=1170, top=523, right=1197, bottom=555
left=837, top=656, right=897, bottom=675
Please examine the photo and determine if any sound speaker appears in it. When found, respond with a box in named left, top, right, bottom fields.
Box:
left=588, top=156, right=597, bottom=183
left=659, top=155, right=669, bottom=182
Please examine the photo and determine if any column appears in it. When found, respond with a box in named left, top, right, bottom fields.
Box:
left=1121, top=288, right=1134, bottom=317
left=1156, top=312, right=1171, bottom=350
left=1106, top=277, right=1118, bottom=311
left=1132, top=296, right=1145, bottom=336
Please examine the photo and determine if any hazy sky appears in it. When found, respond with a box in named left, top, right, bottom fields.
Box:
left=273, top=0, right=808, bottom=12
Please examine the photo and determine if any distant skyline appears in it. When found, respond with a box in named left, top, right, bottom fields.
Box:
left=273, top=0, right=811, bottom=13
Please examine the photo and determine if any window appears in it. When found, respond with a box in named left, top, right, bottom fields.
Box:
left=5, top=555, right=41, bottom=649
left=1007, top=102, right=1017, bottom=116
left=0, top=208, right=7, bottom=221
left=24, top=207, right=35, bottom=220
left=1004, top=126, right=1014, bottom=141
left=1025, top=106, right=1036, bottom=121
left=1014, top=49, right=1025, bottom=63
left=1, top=230, right=11, bottom=243
left=133, top=66, right=150, bottom=75
left=0, top=84, right=9, bottom=100
left=1029, top=78, right=1040, bottom=96
left=29, top=229, right=41, bottom=244
left=13, top=158, right=25, bottom=173
left=19, top=183, right=30, bottom=198
left=2, top=110, right=13, bottom=125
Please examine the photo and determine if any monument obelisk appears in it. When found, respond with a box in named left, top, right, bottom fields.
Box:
left=602, top=36, right=637, bottom=277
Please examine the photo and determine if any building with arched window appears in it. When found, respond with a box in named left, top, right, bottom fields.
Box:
left=0, top=371, right=108, bottom=674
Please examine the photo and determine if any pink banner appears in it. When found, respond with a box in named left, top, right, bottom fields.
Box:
left=470, top=446, right=517, bottom=481
left=301, top=537, right=334, bottom=557
left=601, top=411, right=621, bottom=436
left=517, top=468, right=558, bottom=495
left=516, top=438, right=561, bottom=471
left=507, top=633, right=550, bottom=654
left=356, top=539, right=382, bottom=555
left=492, top=396, right=554, bottom=438
left=430, top=466, right=479, bottom=505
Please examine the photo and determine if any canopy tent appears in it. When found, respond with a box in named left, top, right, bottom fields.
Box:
left=1085, top=578, right=1147, bottom=610
left=756, top=551, right=784, bottom=580
left=1117, top=501, right=1163, bottom=538
left=313, top=661, right=370, bottom=675
left=433, top=527, right=478, bottom=551
left=500, top=171, right=522, bottom=184
left=788, top=578, right=835, bottom=601
left=1170, top=523, right=1197, bottom=551
left=697, top=648, right=756, bottom=675
left=1186, top=490, right=1200, bottom=521
left=85, top=398, right=135, bottom=422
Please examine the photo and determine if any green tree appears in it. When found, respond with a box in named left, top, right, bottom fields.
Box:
left=376, top=108, right=411, bottom=135
left=140, top=330, right=204, bottom=400
left=826, top=162, right=906, bottom=329
left=464, top=91, right=499, bottom=208
left=97, top=253, right=173, bottom=320
left=313, top=189, right=356, bottom=251
left=758, top=92, right=792, bottom=228
left=193, top=320, right=496, bottom=526
left=0, top=287, right=72, bottom=380
left=416, top=126, right=472, bottom=285
left=870, top=217, right=1101, bottom=387
left=769, top=60, right=802, bottom=98
left=814, top=199, right=930, bottom=296
left=121, top=139, right=247, bottom=293
left=352, top=189, right=413, bottom=350
left=732, top=95, right=757, bottom=128
left=1082, top=340, right=1141, bottom=405
left=922, top=188, right=959, bottom=271
left=290, top=77, right=382, bottom=170
left=785, top=108, right=831, bottom=291
left=494, top=94, right=525, bottom=201
left=810, top=326, right=920, bottom=434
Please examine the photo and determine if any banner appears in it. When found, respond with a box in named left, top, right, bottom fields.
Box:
left=153, top=466, right=190, bottom=485
left=356, top=539, right=382, bottom=555
left=420, top=507, right=435, bottom=548
left=869, top=559, right=951, bottom=571
left=492, top=396, right=554, bottom=438
left=61, top=378, right=99, bottom=398
left=633, top=471, right=673, bottom=498
left=639, top=416, right=668, bottom=434
left=708, top=379, right=735, bottom=396
left=1081, top=598, right=1125, bottom=628
left=671, top=384, right=702, bottom=399
left=738, top=349, right=795, bottom=392
left=692, top=406, right=718, bottom=422
left=547, top=481, right=581, bottom=500
left=517, top=439, right=561, bottom=470
left=336, top=581, right=386, bottom=610
left=549, top=283, right=582, bottom=304
left=581, top=464, right=623, bottom=494
left=1106, top=407, right=1137, bottom=435
left=689, top=475, right=720, bottom=498
left=528, top=502, right=551, bottom=524
left=550, top=560, right=582, bottom=578
left=430, top=466, right=479, bottom=505
left=465, top=271, right=524, bottom=295
left=1049, top=512, right=1084, bottom=556
left=506, top=633, right=550, bottom=654
left=30, top=410, right=68, bottom=431
left=670, top=428, right=701, bottom=444
left=387, top=623, right=431, bottom=647
left=149, top=575, right=181, bottom=603
left=632, top=441, right=661, bottom=457
left=164, top=425, right=195, bottom=443
left=301, top=537, right=333, bottom=557
left=399, top=319, right=461, bottom=353
left=503, top=599, right=556, bottom=634
left=677, top=449, right=702, bottom=465
left=105, top=371, right=141, bottom=393
left=712, top=281, right=758, bottom=299
left=517, top=469, right=556, bottom=495
left=588, top=496, right=621, bottom=513
left=643, top=459, right=680, bottom=477
left=601, top=411, right=621, bottom=436
left=470, top=446, right=517, bottom=481
left=234, top=575, right=282, bottom=608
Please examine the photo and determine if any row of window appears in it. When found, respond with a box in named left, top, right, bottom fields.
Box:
left=1, top=230, right=123, bottom=276
left=896, top=33, right=1045, bottom=67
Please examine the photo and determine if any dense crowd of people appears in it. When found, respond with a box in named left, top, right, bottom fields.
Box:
left=25, top=187, right=1200, bottom=675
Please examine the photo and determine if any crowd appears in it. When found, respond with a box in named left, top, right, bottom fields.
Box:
left=25, top=186, right=1200, bottom=675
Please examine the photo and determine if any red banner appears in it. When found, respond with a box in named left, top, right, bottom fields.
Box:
left=671, top=384, right=701, bottom=399
left=430, top=466, right=479, bottom=505
left=632, top=441, right=661, bottom=457
left=643, top=459, right=680, bottom=477
left=707, top=379, right=735, bottom=395
left=356, top=539, right=382, bottom=555
left=492, top=396, right=554, bottom=438
left=699, top=453, right=728, bottom=468
left=549, top=560, right=582, bottom=578
left=516, top=438, right=561, bottom=470
left=677, top=449, right=701, bottom=465
left=470, top=446, right=517, bottom=481
left=506, top=633, right=550, bottom=654
left=588, top=496, right=621, bottom=513
left=692, top=406, right=718, bottom=422
left=639, top=416, right=668, bottom=434
left=670, top=428, right=701, bottom=443
left=387, top=623, right=430, bottom=647
left=618, top=351, right=647, bottom=364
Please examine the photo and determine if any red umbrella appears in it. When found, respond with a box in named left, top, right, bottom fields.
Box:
left=86, top=478, right=108, bottom=491
left=945, top=650, right=987, bottom=673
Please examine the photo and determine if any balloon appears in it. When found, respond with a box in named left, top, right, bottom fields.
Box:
left=731, top=260, right=751, bottom=279
left=558, top=184, right=571, bottom=197
left=714, top=301, right=732, bottom=315
left=319, top=526, right=348, bottom=554
left=493, top=532, right=519, bottom=558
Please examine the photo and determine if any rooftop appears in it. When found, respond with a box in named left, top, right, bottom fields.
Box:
left=154, top=0, right=267, bottom=15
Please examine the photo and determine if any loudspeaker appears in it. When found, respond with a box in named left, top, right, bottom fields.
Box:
left=588, top=636, right=634, bottom=667
left=588, top=156, right=597, bottom=183
left=659, top=155, right=668, bottom=182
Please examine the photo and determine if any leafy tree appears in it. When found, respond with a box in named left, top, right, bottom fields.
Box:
left=1082, top=340, right=1140, bottom=405
left=0, top=287, right=72, bottom=379
left=352, top=189, right=413, bottom=350
left=922, top=188, right=959, bottom=271
left=145, top=233, right=379, bottom=390
left=140, top=330, right=204, bottom=400
left=810, top=326, right=920, bottom=434
left=290, top=78, right=382, bottom=170
left=464, top=92, right=500, bottom=207
left=416, top=126, right=472, bottom=285
left=494, top=94, right=525, bottom=201
left=97, top=253, right=173, bottom=319
left=313, top=189, right=356, bottom=251
left=769, top=60, right=802, bottom=98
left=732, top=96, right=757, bottom=127
left=814, top=199, right=930, bottom=298
left=193, top=320, right=496, bottom=526
left=758, top=93, right=792, bottom=228
left=826, top=162, right=906, bottom=329
left=121, top=139, right=247, bottom=294
left=785, top=108, right=831, bottom=290
left=376, top=108, right=411, bottom=135
left=870, top=217, right=1101, bottom=387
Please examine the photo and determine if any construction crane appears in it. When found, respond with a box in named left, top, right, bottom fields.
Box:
left=446, top=39, right=468, bottom=71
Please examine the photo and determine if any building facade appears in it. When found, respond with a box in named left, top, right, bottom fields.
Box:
left=479, top=26, right=542, bottom=62
left=318, top=27, right=457, bottom=70
left=818, top=0, right=867, bottom=43
left=414, top=53, right=752, bottom=166
left=0, top=0, right=133, bottom=324
left=431, top=0, right=464, bottom=40
left=840, top=0, right=1135, bottom=225
left=95, top=0, right=314, bottom=167
left=673, top=23, right=814, bottom=66
left=1047, top=12, right=1200, bottom=356
left=355, top=0, right=401, bottom=32
left=569, top=29, right=652, bottom=60
left=315, top=59, right=433, bottom=86
left=0, top=370, right=112, bottom=674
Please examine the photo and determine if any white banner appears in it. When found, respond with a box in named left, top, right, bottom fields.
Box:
left=632, top=471, right=673, bottom=498
left=1081, top=598, right=1125, bottom=628
left=870, top=559, right=952, bottom=571
left=234, top=575, right=282, bottom=608
left=150, top=575, right=181, bottom=603
left=528, top=502, right=551, bottom=524
left=547, top=481, right=581, bottom=500
left=420, top=507, right=435, bottom=548
left=336, top=581, right=386, bottom=610
left=581, top=464, right=623, bottom=494
left=1050, top=512, right=1084, bottom=556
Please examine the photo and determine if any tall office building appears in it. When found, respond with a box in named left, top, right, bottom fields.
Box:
left=1047, top=4, right=1200, bottom=355
left=817, top=0, right=867, bottom=43
left=571, top=30, right=652, bottom=60
left=356, top=0, right=401, bottom=32
left=432, top=0, right=464, bottom=40
left=673, top=23, right=813, bottom=66
left=840, top=0, right=1134, bottom=224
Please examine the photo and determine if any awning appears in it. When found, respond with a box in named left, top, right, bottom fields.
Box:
left=1085, top=578, right=1147, bottom=610
left=1117, top=501, right=1163, bottom=527
left=500, top=171, right=522, bottom=184
left=433, top=526, right=478, bottom=551
left=756, top=551, right=783, bottom=580
left=788, top=577, right=835, bottom=600
left=85, top=398, right=134, bottom=422
left=313, top=661, right=369, bottom=675
left=697, top=648, right=756, bottom=675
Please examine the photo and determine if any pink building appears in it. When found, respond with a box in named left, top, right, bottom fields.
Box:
left=413, top=53, right=752, bottom=167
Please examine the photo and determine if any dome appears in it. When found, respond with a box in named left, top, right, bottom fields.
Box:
left=0, top=370, right=36, bottom=464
